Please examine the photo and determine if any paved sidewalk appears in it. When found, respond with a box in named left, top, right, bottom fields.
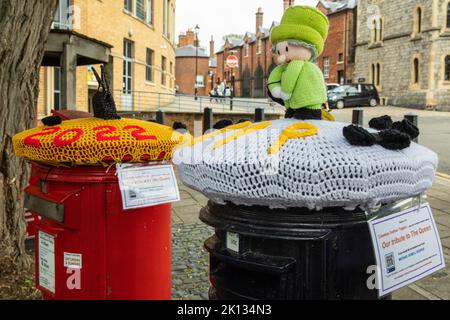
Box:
left=171, top=173, right=450, bottom=300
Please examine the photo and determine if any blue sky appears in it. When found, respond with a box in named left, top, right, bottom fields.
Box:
left=175, top=0, right=319, bottom=52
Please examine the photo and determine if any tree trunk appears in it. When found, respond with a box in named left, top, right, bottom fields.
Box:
left=0, top=0, right=58, bottom=268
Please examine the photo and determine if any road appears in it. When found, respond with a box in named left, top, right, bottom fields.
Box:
left=332, top=106, right=450, bottom=175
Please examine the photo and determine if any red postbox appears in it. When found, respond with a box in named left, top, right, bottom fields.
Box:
left=25, top=163, right=172, bottom=300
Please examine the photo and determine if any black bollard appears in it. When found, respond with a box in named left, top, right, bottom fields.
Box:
left=255, top=108, right=265, bottom=123
left=156, top=110, right=165, bottom=125
left=203, top=108, right=213, bottom=134
left=404, top=113, right=419, bottom=143
left=352, top=109, right=364, bottom=126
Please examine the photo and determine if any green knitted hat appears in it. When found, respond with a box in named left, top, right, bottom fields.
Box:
left=271, top=6, right=329, bottom=56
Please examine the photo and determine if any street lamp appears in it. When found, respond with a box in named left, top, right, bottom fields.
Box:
left=194, top=24, right=200, bottom=100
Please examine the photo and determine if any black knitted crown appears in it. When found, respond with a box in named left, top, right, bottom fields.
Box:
left=92, top=66, right=121, bottom=120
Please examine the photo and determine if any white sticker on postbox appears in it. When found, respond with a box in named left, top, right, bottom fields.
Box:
left=64, top=252, right=82, bottom=269
left=226, top=232, right=240, bottom=253
left=38, top=231, right=55, bottom=293
left=368, top=203, right=445, bottom=297
left=117, top=163, right=180, bottom=210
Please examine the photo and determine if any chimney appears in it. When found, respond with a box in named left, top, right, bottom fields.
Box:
left=256, top=7, right=263, bottom=33
left=210, top=35, right=215, bottom=58
left=178, top=29, right=196, bottom=47
left=284, top=0, right=295, bottom=11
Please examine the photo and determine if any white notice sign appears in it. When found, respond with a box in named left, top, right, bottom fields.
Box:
left=64, top=252, right=82, bottom=269
left=117, top=163, right=180, bottom=210
left=368, top=203, right=445, bottom=297
left=38, top=231, right=55, bottom=293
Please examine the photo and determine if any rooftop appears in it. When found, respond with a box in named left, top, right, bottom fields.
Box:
left=176, top=45, right=209, bottom=58
left=319, top=0, right=357, bottom=14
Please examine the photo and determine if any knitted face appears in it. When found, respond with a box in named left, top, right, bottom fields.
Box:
left=273, top=41, right=312, bottom=65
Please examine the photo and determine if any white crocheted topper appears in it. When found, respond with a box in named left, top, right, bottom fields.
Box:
left=173, top=119, right=438, bottom=210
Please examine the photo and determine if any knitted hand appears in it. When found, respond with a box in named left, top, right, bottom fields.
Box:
left=343, top=125, right=376, bottom=146
left=369, top=116, right=419, bottom=140
left=270, top=86, right=282, bottom=99
left=281, top=91, right=292, bottom=101
left=378, top=129, right=411, bottom=150
left=343, top=124, right=411, bottom=150
left=392, top=119, right=419, bottom=140
left=369, top=115, right=393, bottom=130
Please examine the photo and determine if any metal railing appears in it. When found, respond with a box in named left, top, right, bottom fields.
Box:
left=113, top=90, right=285, bottom=115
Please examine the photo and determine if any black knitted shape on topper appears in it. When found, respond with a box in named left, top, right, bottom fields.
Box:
left=213, top=119, right=233, bottom=130
left=285, top=108, right=322, bottom=120
left=91, top=66, right=121, bottom=120
left=368, top=115, right=393, bottom=130
left=173, top=122, right=187, bottom=130
left=392, top=119, right=420, bottom=140
left=42, top=115, right=62, bottom=126
left=378, top=129, right=411, bottom=150
left=343, top=125, right=377, bottom=147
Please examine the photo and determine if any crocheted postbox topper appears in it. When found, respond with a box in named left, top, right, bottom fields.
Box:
left=13, top=65, right=187, bottom=166
left=13, top=118, right=187, bottom=166
left=174, top=119, right=438, bottom=211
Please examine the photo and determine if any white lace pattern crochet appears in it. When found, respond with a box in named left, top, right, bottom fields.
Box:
left=174, top=119, right=438, bottom=210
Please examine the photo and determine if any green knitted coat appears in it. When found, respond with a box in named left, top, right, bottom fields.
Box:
left=268, top=60, right=327, bottom=110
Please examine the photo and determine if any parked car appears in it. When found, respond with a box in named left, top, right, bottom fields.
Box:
left=326, top=83, right=340, bottom=92
left=327, top=84, right=379, bottom=109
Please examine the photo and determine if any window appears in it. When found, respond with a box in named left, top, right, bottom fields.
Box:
left=147, top=0, right=153, bottom=25
left=54, top=0, right=71, bottom=30
left=136, top=0, right=145, bottom=19
left=372, top=19, right=378, bottom=42
left=413, top=58, right=420, bottom=84
left=170, top=61, right=173, bottom=87
left=447, top=3, right=450, bottom=28
left=416, top=8, right=422, bottom=34
left=163, top=0, right=170, bottom=38
left=196, top=75, right=205, bottom=88
left=257, top=39, right=262, bottom=54
left=244, top=43, right=249, bottom=57
left=124, top=0, right=132, bottom=12
left=371, top=64, right=376, bottom=84
left=53, top=67, right=61, bottom=110
left=376, top=63, right=381, bottom=86
left=379, top=18, right=383, bottom=41
left=372, top=18, right=383, bottom=42
left=123, top=39, right=133, bottom=95
left=445, top=55, right=450, bottom=81
left=146, top=48, right=154, bottom=81
left=161, top=56, right=167, bottom=86
left=323, top=57, right=330, bottom=79
left=338, top=53, right=344, bottom=63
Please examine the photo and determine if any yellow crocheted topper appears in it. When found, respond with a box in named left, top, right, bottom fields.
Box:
left=13, top=117, right=187, bottom=166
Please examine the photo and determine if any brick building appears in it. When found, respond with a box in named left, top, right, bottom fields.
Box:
left=215, top=1, right=296, bottom=98
left=355, top=0, right=450, bottom=110
left=175, top=30, right=212, bottom=96
left=37, top=0, right=176, bottom=117
left=316, top=0, right=357, bottom=85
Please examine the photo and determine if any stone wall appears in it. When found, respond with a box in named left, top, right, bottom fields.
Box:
left=355, top=0, right=450, bottom=111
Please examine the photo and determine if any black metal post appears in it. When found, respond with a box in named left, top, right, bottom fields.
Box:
left=352, top=109, right=364, bottom=126
left=405, top=113, right=419, bottom=143
left=203, top=107, right=213, bottom=134
left=230, top=70, right=235, bottom=111
left=194, top=27, right=199, bottom=101
left=255, top=108, right=265, bottom=123
left=156, top=110, right=165, bottom=125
